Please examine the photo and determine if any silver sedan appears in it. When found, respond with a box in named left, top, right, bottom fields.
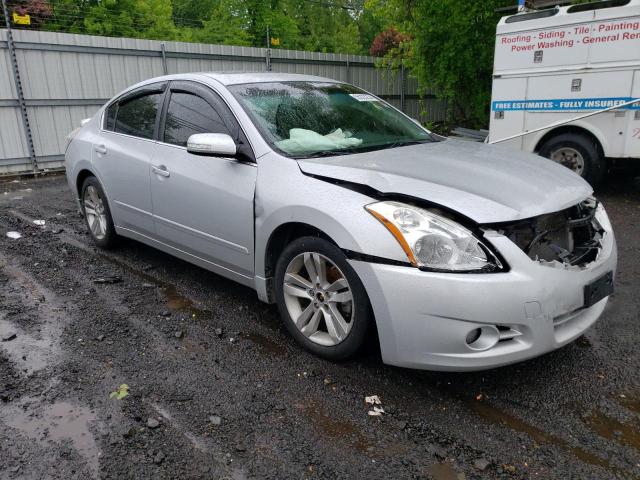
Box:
left=64, top=73, right=617, bottom=371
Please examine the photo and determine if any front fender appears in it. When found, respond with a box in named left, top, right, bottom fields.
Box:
left=253, top=154, right=410, bottom=299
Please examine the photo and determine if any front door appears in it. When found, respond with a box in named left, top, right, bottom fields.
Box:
left=150, top=81, right=257, bottom=278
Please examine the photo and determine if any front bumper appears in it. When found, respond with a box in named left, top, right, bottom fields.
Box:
left=350, top=218, right=617, bottom=371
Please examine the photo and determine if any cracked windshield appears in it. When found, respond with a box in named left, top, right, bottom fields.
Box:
left=230, top=82, right=433, bottom=157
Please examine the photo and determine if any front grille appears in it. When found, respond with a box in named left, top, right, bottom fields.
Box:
left=494, top=198, right=603, bottom=268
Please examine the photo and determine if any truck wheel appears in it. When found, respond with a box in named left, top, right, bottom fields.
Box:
left=538, top=133, right=605, bottom=186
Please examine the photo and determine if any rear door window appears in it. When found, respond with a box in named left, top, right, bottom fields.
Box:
left=114, top=92, right=163, bottom=139
left=163, top=92, right=230, bottom=147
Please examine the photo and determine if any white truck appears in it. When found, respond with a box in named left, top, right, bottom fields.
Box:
left=488, top=0, right=640, bottom=185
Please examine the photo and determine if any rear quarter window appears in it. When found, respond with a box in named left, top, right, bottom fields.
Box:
left=104, top=103, right=117, bottom=131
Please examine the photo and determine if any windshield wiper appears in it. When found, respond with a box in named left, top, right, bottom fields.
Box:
left=294, top=139, right=432, bottom=159
left=295, top=148, right=361, bottom=158
left=378, top=139, right=432, bottom=149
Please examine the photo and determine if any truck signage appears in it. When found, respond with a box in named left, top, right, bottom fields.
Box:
left=492, top=97, right=640, bottom=111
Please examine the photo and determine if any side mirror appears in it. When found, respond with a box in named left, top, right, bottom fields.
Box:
left=187, top=133, right=237, bottom=156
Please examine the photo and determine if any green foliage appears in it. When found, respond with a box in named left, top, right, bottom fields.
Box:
left=367, top=0, right=512, bottom=128
left=38, top=0, right=373, bottom=54
left=84, top=0, right=177, bottom=39
left=192, top=0, right=252, bottom=45
left=172, top=0, right=217, bottom=28
left=288, top=0, right=362, bottom=53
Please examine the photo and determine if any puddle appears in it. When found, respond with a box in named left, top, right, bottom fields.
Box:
left=2, top=400, right=100, bottom=477
left=467, top=399, right=625, bottom=476
left=165, top=285, right=197, bottom=311
left=0, top=319, right=58, bottom=373
left=242, top=332, right=286, bottom=357
left=295, top=400, right=372, bottom=452
left=584, top=410, right=640, bottom=450
left=0, top=260, right=65, bottom=374
left=427, top=462, right=464, bottom=480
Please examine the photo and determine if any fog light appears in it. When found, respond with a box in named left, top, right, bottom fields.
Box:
left=465, top=328, right=481, bottom=345
left=465, top=325, right=500, bottom=351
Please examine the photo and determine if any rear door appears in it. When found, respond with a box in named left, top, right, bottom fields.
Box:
left=95, top=83, right=166, bottom=236
left=150, top=81, right=257, bottom=278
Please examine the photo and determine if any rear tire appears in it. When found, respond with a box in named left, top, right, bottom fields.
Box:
left=274, top=236, right=373, bottom=361
left=538, top=133, right=605, bottom=187
left=80, top=176, right=118, bottom=249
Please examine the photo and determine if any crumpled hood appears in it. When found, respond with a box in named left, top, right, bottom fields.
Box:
left=297, top=139, right=593, bottom=224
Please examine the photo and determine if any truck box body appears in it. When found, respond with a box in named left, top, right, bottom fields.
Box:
left=488, top=0, right=640, bottom=163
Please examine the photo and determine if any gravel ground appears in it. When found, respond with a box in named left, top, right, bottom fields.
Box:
left=0, top=172, right=639, bottom=480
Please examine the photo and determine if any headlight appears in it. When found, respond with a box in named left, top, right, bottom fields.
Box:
left=365, top=201, right=502, bottom=272
left=594, top=200, right=611, bottom=232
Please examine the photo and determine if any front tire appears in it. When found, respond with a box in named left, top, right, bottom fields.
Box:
left=80, top=176, right=117, bottom=249
left=538, top=133, right=605, bottom=187
left=274, top=236, right=373, bottom=361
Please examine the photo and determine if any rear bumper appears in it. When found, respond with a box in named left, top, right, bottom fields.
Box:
left=350, top=218, right=617, bottom=371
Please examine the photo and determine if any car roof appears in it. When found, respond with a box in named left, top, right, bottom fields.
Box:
left=106, top=72, right=347, bottom=109
left=199, top=72, right=343, bottom=86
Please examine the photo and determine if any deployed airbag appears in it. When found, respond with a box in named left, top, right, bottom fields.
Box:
left=275, top=128, right=362, bottom=154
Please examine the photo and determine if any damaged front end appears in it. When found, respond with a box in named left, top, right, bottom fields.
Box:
left=489, top=197, right=606, bottom=269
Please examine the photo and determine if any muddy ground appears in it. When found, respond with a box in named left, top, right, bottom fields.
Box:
left=0, top=172, right=638, bottom=480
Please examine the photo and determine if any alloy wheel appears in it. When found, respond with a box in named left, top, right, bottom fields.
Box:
left=282, top=252, right=354, bottom=346
left=83, top=185, right=108, bottom=240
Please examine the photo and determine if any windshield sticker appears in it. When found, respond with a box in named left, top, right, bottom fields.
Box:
left=350, top=93, right=379, bottom=102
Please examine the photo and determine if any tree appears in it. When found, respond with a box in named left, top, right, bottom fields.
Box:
left=133, top=0, right=177, bottom=40
left=38, top=0, right=374, bottom=55
left=291, top=0, right=363, bottom=54
left=368, top=0, right=512, bottom=128
left=172, top=0, right=217, bottom=28
left=43, top=0, right=93, bottom=34
left=357, top=6, right=384, bottom=54
left=193, top=0, right=252, bottom=45
left=82, top=0, right=177, bottom=40
left=369, top=27, right=408, bottom=57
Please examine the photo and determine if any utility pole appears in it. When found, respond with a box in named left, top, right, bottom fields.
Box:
left=1, top=0, right=37, bottom=172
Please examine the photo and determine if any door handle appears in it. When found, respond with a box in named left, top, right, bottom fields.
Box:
left=152, top=165, right=170, bottom=178
left=94, top=144, right=107, bottom=155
